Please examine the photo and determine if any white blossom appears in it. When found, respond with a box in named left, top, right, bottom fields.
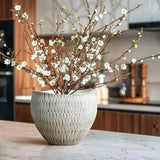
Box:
left=78, top=45, right=83, bottom=50
left=81, top=36, right=88, bottom=43
left=15, top=5, right=21, bottom=11
left=98, top=40, right=104, bottom=46
left=49, top=40, right=54, bottom=46
left=90, top=62, right=96, bottom=71
left=50, top=79, right=57, bottom=86
left=11, top=61, right=16, bottom=67
left=31, top=35, right=34, bottom=39
left=128, top=49, right=131, bottom=53
left=81, top=75, right=91, bottom=85
left=36, top=67, right=41, bottom=73
left=39, top=54, right=46, bottom=61
left=85, top=75, right=91, bottom=81
left=42, top=64, right=48, bottom=69
left=4, top=59, right=10, bottom=65
left=103, top=9, right=107, bottom=14
left=79, top=67, right=86, bottom=73
left=40, top=39, right=44, bottom=44
left=132, top=58, right=137, bottom=64
left=92, top=37, right=96, bottom=42
left=134, top=44, right=138, bottom=48
left=112, top=29, right=117, bottom=35
left=71, top=36, right=75, bottom=40
left=118, top=23, right=122, bottom=26
left=87, top=54, right=94, bottom=60
left=16, top=65, right=22, bottom=70
left=104, top=62, right=110, bottom=69
left=109, top=67, right=113, bottom=72
left=102, top=35, right=106, bottom=39
left=37, top=77, right=45, bottom=87
left=121, top=64, right=127, bottom=70
left=31, top=54, right=37, bottom=60
left=59, top=64, right=68, bottom=73
left=97, top=54, right=101, bottom=60
left=121, top=8, right=127, bottom=15
left=32, top=40, right=37, bottom=47
left=63, top=74, right=70, bottom=81
left=99, top=14, right=103, bottom=19
left=91, top=48, right=98, bottom=54
left=21, top=61, right=27, bottom=67
left=72, top=74, right=78, bottom=81
left=94, top=9, right=98, bottom=14
left=81, top=79, right=88, bottom=85
left=32, top=74, right=36, bottom=78
left=42, top=70, right=51, bottom=76
left=95, top=16, right=99, bottom=21
left=51, top=49, right=56, bottom=54
left=115, top=64, right=119, bottom=70
left=22, top=12, right=28, bottom=19
left=122, top=57, right=126, bottom=60
left=7, top=52, right=10, bottom=55
left=64, top=57, right=70, bottom=65
left=92, top=73, right=97, bottom=77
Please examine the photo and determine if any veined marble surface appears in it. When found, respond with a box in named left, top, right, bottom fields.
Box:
left=15, top=95, right=160, bottom=113
left=0, top=120, right=160, bottom=160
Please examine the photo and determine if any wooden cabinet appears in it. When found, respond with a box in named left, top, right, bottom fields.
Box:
left=118, top=112, right=141, bottom=134
left=141, top=114, right=160, bottom=136
left=14, top=104, right=160, bottom=137
left=92, top=110, right=141, bottom=134
left=14, top=104, right=33, bottom=123
left=92, top=110, right=118, bottom=131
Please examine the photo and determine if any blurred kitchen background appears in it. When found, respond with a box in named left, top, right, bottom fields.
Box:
left=0, top=0, right=160, bottom=136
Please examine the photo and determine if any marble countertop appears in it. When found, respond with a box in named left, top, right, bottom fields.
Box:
left=0, top=120, right=160, bottom=160
left=15, top=96, right=160, bottom=113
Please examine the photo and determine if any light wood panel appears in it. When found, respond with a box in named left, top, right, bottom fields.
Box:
left=0, top=0, right=12, bottom=19
left=13, top=0, right=51, bottom=95
left=13, top=0, right=36, bottom=96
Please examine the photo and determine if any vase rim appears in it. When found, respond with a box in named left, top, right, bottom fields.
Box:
left=32, top=88, right=96, bottom=96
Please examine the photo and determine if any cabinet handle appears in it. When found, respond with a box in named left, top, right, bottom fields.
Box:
left=153, top=124, right=156, bottom=128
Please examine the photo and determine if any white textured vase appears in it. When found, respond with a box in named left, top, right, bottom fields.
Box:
left=30, top=89, right=97, bottom=145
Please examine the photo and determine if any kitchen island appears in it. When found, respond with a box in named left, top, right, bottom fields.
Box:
left=0, top=120, right=160, bottom=160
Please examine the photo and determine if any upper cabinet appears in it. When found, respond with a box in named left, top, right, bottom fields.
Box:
left=36, top=0, right=129, bottom=36
left=129, top=0, right=160, bottom=23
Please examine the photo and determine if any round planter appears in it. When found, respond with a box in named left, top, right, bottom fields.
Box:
left=30, top=89, right=97, bottom=145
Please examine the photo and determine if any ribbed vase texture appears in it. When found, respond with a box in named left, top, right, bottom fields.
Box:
left=30, top=89, right=97, bottom=145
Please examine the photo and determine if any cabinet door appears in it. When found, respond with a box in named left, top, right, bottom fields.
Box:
left=14, top=104, right=33, bottom=123
left=118, top=112, right=141, bottom=134
left=92, top=110, right=118, bottom=131
left=141, top=114, right=160, bottom=136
